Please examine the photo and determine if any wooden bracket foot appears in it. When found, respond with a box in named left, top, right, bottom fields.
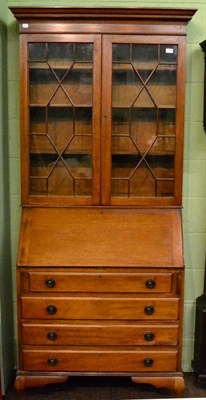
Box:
left=131, top=374, right=185, bottom=397
left=15, top=373, right=68, bottom=393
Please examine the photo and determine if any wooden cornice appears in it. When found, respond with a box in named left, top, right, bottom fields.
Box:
left=9, top=7, right=197, bottom=24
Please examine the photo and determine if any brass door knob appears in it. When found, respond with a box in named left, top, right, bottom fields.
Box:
left=45, top=278, right=56, bottom=288
left=145, top=279, right=155, bottom=289
left=144, top=332, right=154, bottom=341
left=48, top=357, right=58, bottom=366
left=47, top=331, right=57, bottom=341
left=47, top=304, right=57, bottom=315
left=144, top=305, right=154, bottom=315
left=143, top=357, right=153, bottom=367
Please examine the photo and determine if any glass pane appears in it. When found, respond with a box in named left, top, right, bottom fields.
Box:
left=157, top=180, right=174, bottom=197
left=75, top=44, right=93, bottom=62
left=47, top=43, right=93, bottom=68
left=113, top=65, right=142, bottom=108
left=75, top=108, right=92, bottom=134
left=146, top=155, right=174, bottom=180
left=111, top=155, right=138, bottom=197
left=47, top=107, right=73, bottom=153
left=131, top=108, right=157, bottom=154
left=30, top=107, right=46, bottom=133
left=30, top=154, right=57, bottom=178
left=158, top=109, right=176, bottom=135
left=28, top=42, right=93, bottom=198
left=147, top=65, right=176, bottom=107
left=30, top=134, right=55, bottom=155
left=160, top=45, right=177, bottom=63
left=112, top=155, right=137, bottom=178
left=130, top=161, right=156, bottom=197
left=48, top=107, right=92, bottom=153
left=75, top=179, right=92, bottom=196
left=132, top=44, right=158, bottom=81
left=112, top=42, right=177, bottom=199
left=132, top=44, right=158, bottom=64
left=29, top=68, right=57, bottom=105
left=112, top=136, right=138, bottom=155
left=48, top=43, right=74, bottom=68
left=112, top=108, right=130, bottom=135
left=113, top=44, right=130, bottom=62
left=63, top=154, right=92, bottom=179
left=47, top=159, right=73, bottom=196
left=147, top=137, right=176, bottom=158
left=30, top=177, right=47, bottom=195
left=62, top=66, right=92, bottom=106
left=29, top=43, right=47, bottom=62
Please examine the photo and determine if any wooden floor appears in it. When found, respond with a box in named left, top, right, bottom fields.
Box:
left=5, top=373, right=206, bottom=399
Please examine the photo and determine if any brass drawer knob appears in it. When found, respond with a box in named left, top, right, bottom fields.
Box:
left=48, top=357, right=58, bottom=367
left=47, top=331, right=57, bottom=341
left=145, top=279, right=155, bottom=289
left=144, top=332, right=154, bottom=341
left=143, top=357, right=153, bottom=367
left=45, top=278, right=55, bottom=288
left=144, top=305, right=154, bottom=315
left=47, top=304, right=57, bottom=315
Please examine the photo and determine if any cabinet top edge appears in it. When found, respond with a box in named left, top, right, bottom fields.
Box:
left=9, top=7, right=197, bottom=23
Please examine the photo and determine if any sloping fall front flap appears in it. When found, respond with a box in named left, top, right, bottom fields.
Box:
left=17, top=207, right=183, bottom=268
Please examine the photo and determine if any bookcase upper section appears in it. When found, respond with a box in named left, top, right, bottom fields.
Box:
left=10, top=7, right=196, bottom=207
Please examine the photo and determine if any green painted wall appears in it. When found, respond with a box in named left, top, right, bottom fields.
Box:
left=6, top=0, right=206, bottom=372
left=0, top=0, right=14, bottom=394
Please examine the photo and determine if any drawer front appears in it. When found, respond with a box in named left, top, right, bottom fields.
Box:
left=28, top=271, right=173, bottom=293
left=23, top=349, right=178, bottom=372
left=22, top=322, right=179, bottom=346
left=21, top=297, right=179, bottom=320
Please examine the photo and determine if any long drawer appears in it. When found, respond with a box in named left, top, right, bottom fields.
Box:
left=26, top=271, right=173, bottom=293
left=22, top=322, right=179, bottom=346
left=22, top=349, right=178, bottom=372
left=21, top=296, right=179, bottom=320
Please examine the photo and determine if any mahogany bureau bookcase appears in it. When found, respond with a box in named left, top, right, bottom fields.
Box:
left=10, top=7, right=196, bottom=396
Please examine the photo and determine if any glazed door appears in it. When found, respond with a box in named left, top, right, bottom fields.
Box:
left=101, top=35, right=185, bottom=206
left=20, top=34, right=101, bottom=206
left=20, top=33, right=185, bottom=207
